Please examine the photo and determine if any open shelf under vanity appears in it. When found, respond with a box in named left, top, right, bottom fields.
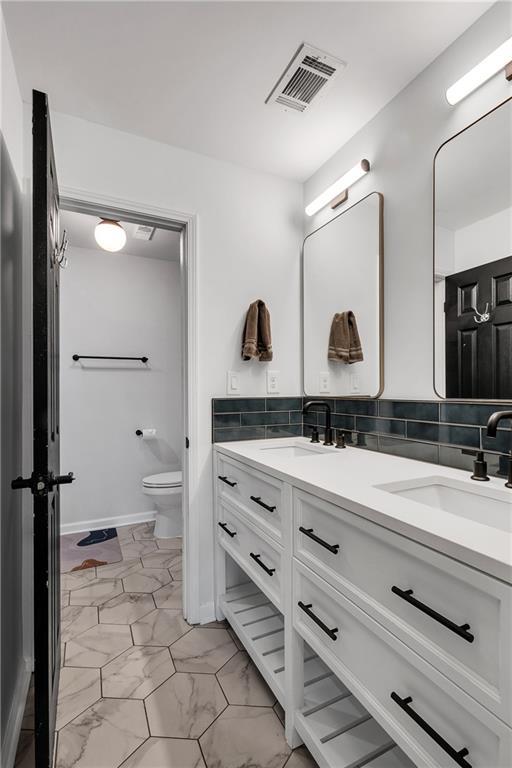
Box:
left=220, top=577, right=415, bottom=768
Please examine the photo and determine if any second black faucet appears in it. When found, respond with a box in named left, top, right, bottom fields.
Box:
left=303, top=400, right=334, bottom=446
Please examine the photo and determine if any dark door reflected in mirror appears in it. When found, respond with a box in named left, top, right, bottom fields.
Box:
left=434, top=98, right=512, bottom=400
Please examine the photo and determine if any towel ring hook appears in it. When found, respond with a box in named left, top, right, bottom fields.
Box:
left=474, top=302, right=490, bottom=324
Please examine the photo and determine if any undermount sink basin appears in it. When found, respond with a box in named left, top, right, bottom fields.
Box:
left=376, top=476, right=511, bottom=533
left=257, top=444, right=328, bottom=458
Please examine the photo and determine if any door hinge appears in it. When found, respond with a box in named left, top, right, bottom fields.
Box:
left=11, top=471, right=75, bottom=495
left=185, top=437, right=190, bottom=449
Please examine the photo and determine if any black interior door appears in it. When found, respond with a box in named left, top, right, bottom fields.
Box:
left=445, top=255, right=512, bottom=399
left=12, top=89, right=74, bottom=768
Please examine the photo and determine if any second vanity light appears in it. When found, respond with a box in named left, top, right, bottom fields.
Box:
left=305, top=159, right=370, bottom=216
left=446, top=35, right=512, bottom=105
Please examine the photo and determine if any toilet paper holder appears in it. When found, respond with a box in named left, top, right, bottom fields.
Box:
left=135, top=428, right=157, bottom=438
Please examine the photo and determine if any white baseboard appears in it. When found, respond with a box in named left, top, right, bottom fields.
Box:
left=61, top=510, right=156, bottom=535
left=2, top=658, right=32, bottom=768
left=199, top=600, right=216, bottom=625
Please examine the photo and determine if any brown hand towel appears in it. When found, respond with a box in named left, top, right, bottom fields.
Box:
left=242, top=299, right=273, bottom=361
left=328, top=311, right=363, bottom=363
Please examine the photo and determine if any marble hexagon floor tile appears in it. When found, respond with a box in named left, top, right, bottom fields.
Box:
left=95, top=559, right=143, bottom=580
left=141, top=549, right=181, bottom=570
left=102, top=646, right=175, bottom=699
left=122, top=567, right=171, bottom=593
left=56, top=698, right=148, bottom=768
left=170, top=627, right=237, bottom=673
left=69, top=578, right=123, bottom=607
left=119, top=737, right=206, bottom=768
left=199, top=705, right=291, bottom=768
left=216, top=651, right=276, bottom=706
left=56, top=668, right=101, bottom=730
left=115, top=525, right=137, bottom=544
left=131, top=609, right=191, bottom=646
left=61, top=606, right=99, bottom=644
left=145, top=672, right=227, bottom=739
left=131, top=521, right=156, bottom=541
left=155, top=536, right=182, bottom=551
left=152, top=581, right=182, bottom=610
left=120, top=540, right=158, bottom=559
left=65, top=624, right=133, bottom=667
left=98, top=592, right=155, bottom=624
left=61, top=569, right=98, bottom=593
left=284, top=746, right=319, bottom=768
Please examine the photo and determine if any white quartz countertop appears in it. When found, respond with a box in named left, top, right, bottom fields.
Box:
left=215, top=437, right=512, bottom=584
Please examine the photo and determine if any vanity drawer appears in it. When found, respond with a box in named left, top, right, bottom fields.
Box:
left=216, top=455, right=284, bottom=541
left=217, top=499, right=282, bottom=609
left=293, top=561, right=512, bottom=768
left=294, top=488, right=512, bottom=723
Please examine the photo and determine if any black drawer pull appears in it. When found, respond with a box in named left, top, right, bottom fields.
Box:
left=218, top=521, right=236, bottom=538
left=218, top=475, right=237, bottom=487
left=298, top=601, right=338, bottom=641
left=391, top=586, right=474, bottom=643
left=391, top=691, right=472, bottom=768
left=250, top=495, right=276, bottom=512
left=249, top=552, right=276, bottom=576
left=299, top=526, right=340, bottom=554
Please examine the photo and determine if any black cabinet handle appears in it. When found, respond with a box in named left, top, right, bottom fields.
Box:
left=218, top=521, right=236, bottom=538
left=298, top=601, right=338, bottom=641
left=218, top=475, right=237, bottom=487
left=250, top=495, right=276, bottom=512
left=299, top=526, right=340, bottom=554
left=391, top=586, right=474, bottom=643
left=390, top=692, right=472, bottom=768
left=249, top=552, right=276, bottom=576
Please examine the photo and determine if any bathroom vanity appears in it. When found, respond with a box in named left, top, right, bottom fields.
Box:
left=213, top=437, right=512, bottom=768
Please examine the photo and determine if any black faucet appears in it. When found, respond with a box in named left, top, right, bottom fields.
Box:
left=486, top=411, right=512, bottom=437
left=303, top=400, right=334, bottom=446
left=486, top=411, right=512, bottom=489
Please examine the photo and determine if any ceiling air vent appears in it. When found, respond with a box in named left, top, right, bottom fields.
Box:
left=132, top=224, right=155, bottom=241
left=266, top=43, right=345, bottom=113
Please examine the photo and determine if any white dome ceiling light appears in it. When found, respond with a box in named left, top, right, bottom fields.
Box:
left=94, top=219, right=127, bottom=252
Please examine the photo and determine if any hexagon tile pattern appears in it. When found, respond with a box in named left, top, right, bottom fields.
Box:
left=16, top=521, right=318, bottom=768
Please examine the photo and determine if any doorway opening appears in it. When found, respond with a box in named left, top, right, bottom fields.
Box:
left=58, top=195, right=198, bottom=623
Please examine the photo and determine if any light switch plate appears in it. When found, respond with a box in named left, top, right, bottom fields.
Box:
left=266, top=370, right=280, bottom=394
left=319, top=372, right=330, bottom=393
left=227, top=370, right=240, bottom=395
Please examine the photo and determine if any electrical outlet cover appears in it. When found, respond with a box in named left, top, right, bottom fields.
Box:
left=267, top=370, right=280, bottom=394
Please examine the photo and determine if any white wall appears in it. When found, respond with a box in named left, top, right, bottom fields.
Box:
left=49, top=112, right=302, bottom=618
left=454, top=206, right=512, bottom=272
left=304, top=2, right=512, bottom=399
left=60, top=246, right=182, bottom=530
left=0, top=7, right=32, bottom=766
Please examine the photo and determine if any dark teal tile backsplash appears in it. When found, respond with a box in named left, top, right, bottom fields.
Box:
left=212, top=396, right=512, bottom=478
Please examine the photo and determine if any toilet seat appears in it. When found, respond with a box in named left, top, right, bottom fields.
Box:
left=142, top=471, right=182, bottom=489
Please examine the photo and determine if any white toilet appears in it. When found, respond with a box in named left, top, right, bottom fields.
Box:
left=142, top=470, right=183, bottom=539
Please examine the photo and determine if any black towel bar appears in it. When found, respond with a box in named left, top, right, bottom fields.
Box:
left=72, top=355, right=148, bottom=363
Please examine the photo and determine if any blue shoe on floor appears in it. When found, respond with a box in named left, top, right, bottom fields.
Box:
left=77, top=528, right=118, bottom=546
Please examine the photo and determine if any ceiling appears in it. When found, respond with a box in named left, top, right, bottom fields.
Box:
left=435, top=99, right=512, bottom=230
left=4, top=1, right=492, bottom=181
left=61, top=210, right=182, bottom=261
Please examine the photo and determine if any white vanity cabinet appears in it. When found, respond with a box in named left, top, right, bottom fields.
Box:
left=213, top=444, right=512, bottom=768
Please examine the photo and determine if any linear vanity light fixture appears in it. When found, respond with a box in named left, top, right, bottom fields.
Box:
left=305, top=159, right=370, bottom=216
left=446, top=36, right=512, bottom=105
